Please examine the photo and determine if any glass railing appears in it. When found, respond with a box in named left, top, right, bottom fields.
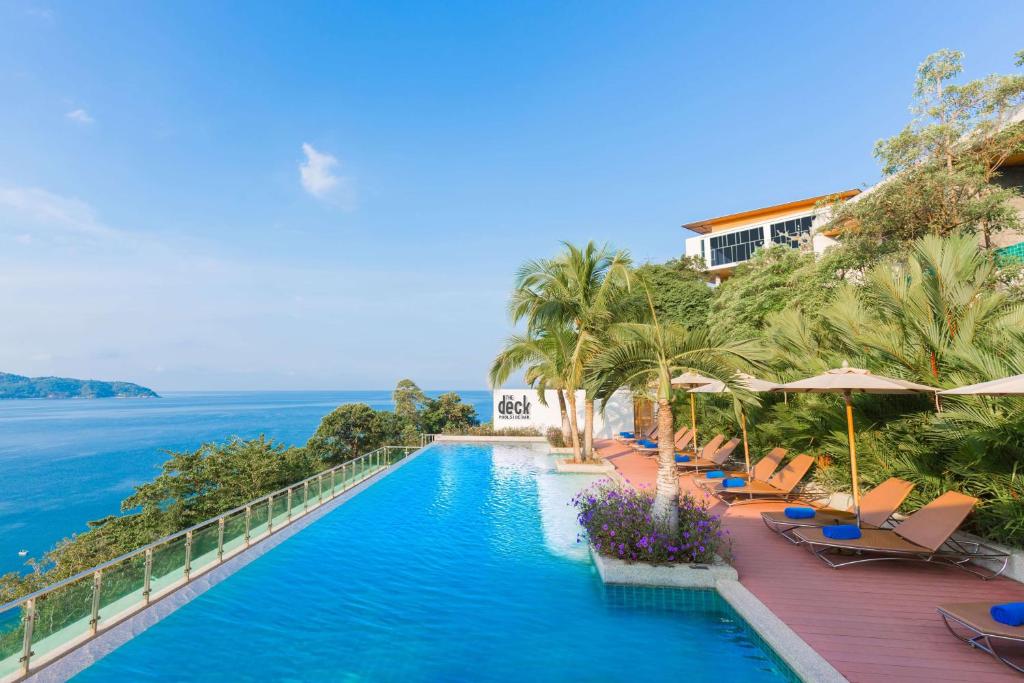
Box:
left=0, top=444, right=422, bottom=682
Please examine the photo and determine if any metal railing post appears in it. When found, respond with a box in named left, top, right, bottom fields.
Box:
left=286, top=488, right=293, bottom=522
left=267, top=496, right=275, bottom=534
left=183, top=531, right=193, bottom=581
left=303, top=481, right=310, bottom=512
left=217, top=518, right=226, bottom=563
left=244, top=505, right=252, bottom=547
left=20, top=597, right=36, bottom=676
left=318, top=473, right=324, bottom=503
left=330, top=469, right=336, bottom=498
left=89, top=571, right=102, bottom=635
left=143, top=548, right=153, bottom=605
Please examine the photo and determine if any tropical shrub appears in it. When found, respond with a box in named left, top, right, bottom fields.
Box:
left=546, top=426, right=566, bottom=447
left=572, top=480, right=729, bottom=564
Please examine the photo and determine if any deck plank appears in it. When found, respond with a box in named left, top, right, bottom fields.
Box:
left=594, top=440, right=1024, bottom=683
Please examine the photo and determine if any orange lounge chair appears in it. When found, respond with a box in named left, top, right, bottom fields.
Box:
left=761, top=477, right=914, bottom=543
left=696, top=447, right=787, bottom=493
left=938, top=603, right=1024, bottom=672
left=675, top=434, right=729, bottom=472
left=707, top=454, right=815, bottom=505
left=792, top=492, right=1009, bottom=579
left=634, top=428, right=693, bottom=456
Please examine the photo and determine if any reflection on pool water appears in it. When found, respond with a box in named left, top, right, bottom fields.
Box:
left=73, top=443, right=795, bottom=682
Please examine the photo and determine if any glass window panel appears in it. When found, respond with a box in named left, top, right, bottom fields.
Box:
left=96, top=555, right=147, bottom=625
left=221, top=510, right=247, bottom=555
left=0, top=605, right=27, bottom=679
left=149, top=537, right=187, bottom=597
left=189, top=524, right=220, bottom=574
left=31, top=576, right=94, bottom=660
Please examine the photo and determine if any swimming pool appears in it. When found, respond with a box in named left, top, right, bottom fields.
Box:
left=72, top=443, right=794, bottom=682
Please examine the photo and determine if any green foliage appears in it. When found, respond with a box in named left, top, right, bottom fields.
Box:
left=710, top=246, right=817, bottom=335
left=307, top=403, right=406, bottom=463
left=622, top=257, right=712, bottom=329
left=393, top=378, right=426, bottom=423
left=421, top=392, right=479, bottom=434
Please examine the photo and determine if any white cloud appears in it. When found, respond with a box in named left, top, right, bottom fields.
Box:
left=0, top=186, right=115, bottom=239
left=299, top=143, right=355, bottom=209
left=65, top=108, right=94, bottom=124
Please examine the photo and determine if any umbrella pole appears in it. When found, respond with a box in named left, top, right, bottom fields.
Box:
left=690, top=393, right=698, bottom=454
left=740, top=408, right=750, bottom=475
left=843, top=391, right=862, bottom=527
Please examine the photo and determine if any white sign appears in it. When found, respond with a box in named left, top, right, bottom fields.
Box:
left=492, top=389, right=633, bottom=438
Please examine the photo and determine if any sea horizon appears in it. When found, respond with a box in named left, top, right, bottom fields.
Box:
left=0, top=389, right=493, bottom=575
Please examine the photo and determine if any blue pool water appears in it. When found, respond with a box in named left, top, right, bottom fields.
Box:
left=73, top=443, right=793, bottom=682
left=0, top=390, right=491, bottom=574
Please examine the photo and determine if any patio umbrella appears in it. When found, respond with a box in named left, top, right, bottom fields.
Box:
left=777, top=362, right=937, bottom=526
left=689, top=373, right=780, bottom=474
left=939, top=373, right=1024, bottom=396
left=670, top=372, right=717, bottom=454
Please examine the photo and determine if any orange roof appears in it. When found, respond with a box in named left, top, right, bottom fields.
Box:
left=681, top=189, right=861, bottom=234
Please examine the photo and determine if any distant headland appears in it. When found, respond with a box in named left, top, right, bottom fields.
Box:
left=0, top=372, right=159, bottom=399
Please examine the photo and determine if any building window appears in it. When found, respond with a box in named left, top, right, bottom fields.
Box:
left=708, top=226, right=764, bottom=267
left=769, top=215, right=814, bottom=248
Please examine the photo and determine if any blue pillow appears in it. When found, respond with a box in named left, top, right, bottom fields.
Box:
left=637, top=440, right=656, bottom=448
left=705, top=470, right=725, bottom=479
left=784, top=507, right=815, bottom=520
left=722, top=478, right=746, bottom=488
left=990, top=603, right=1024, bottom=627
left=822, top=524, right=861, bottom=540
left=619, top=431, right=634, bottom=438
left=674, top=454, right=690, bottom=463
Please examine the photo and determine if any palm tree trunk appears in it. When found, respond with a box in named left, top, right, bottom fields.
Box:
left=564, top=391, right=583, bottom=463
left=557, top=390, right=571, bottom=442
left=583, top=399, right=594, bottom=462
left=651, top=398, right=679, bottom=534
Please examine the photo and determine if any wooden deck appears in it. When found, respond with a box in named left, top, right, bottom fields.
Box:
left=594, top=439, right=1024, bottom=682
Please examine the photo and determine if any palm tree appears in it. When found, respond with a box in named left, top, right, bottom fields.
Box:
left=590, top=283, right=765, bottom=533
left=509, top=241, right=633, bottom=460
left=489, top=324, right=582, bottom=459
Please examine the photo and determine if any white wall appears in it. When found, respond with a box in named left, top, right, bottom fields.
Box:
left=492, top=389, right=633, bottom=438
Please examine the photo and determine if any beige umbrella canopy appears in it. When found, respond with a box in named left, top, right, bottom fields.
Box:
left=670, top=372, right=718, bottom=453
left=777, top=362, right=937, bottom=526
left=939, top=373, right=1024, bottom=396
left=690, top=373, right=780, bottom=474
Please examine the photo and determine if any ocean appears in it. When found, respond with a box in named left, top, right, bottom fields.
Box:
left=0, top=390, right=492, bottom=576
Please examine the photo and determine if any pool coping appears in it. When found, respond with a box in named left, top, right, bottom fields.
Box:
left=25, top=445, right=435, bottom=683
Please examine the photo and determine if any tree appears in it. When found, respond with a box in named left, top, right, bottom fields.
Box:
left=421, top=392, right=479, bottom=434
left=490, top=324, right=577, bottom=451
left=393, top=378, right=426, bottom=424
left=590, top=283, right=765, bottom=533
left=306, top=403, right=404, bottom=463
left=621, top=256, right=713, bottom=329
left=509, top=241, right=633, bottom=461
left=830, top=49, right=1024, bottom=245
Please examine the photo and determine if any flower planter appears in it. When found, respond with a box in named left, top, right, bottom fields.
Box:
left=589, top=543, right=738, bottom=588
left=548, top=446, right=575, bottom=455
left=555, top=458, right=615, bottom=474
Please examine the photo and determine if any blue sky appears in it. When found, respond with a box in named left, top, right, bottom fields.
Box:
left=1, top=1, right=1022, bottom=391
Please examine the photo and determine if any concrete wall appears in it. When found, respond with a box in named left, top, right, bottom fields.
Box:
left=492, top=389, right=633, bottom=438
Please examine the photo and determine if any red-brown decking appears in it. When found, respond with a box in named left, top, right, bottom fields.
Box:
left=594, top=439, right=1024, bottom=682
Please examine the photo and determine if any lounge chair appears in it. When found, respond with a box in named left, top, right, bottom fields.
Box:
left=707, top=454, right=815, bottom=505
left=791, top=492, right=1009, bottom=579
left=675, top=434, right=728, bottom=472
left=696, top=447, right=787, bottom=493
left=937, top=603, right=1024, bottom=672
left=634, top=428, right=693, bottom=456
left=761, top=477, right=914, bottom=543
left=618, top=425, right=656, bottom=444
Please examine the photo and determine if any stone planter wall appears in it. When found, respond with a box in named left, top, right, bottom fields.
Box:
left=555, top=459, right=616, bottom=474
left=589, top=544, right=737, bottom=588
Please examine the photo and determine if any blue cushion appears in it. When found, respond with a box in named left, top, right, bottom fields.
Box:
left=619, top=431, right=634, bottom=438
left=705, top=470, right=725, bottom=479
left=990, top=603, right=1024, bottom=627
left=637, top=440, right=656, bottom=448
left=784, top=507, right=816, bottom=520
left=722, top=478, right=746, bottom=488
left=674, top=454, right=690, bottom=463
left=822, top=524, right=862, bottom=540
